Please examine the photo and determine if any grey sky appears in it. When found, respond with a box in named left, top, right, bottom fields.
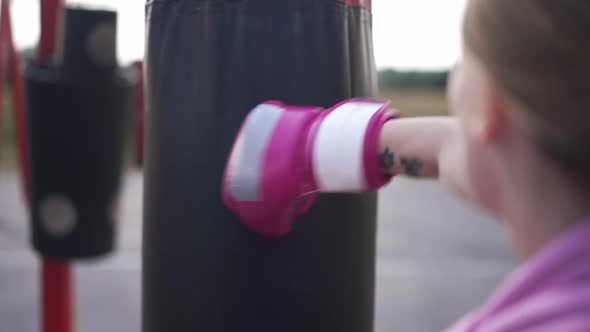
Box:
left=11, top=0, right=467, bottom=70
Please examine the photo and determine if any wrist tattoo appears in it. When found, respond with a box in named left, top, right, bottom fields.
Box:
left=400, top=157, right=423, bottom=177
left=379, top=147, right=396, bottom=173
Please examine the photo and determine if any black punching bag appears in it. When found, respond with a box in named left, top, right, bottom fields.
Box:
left=25, top=7, right=130, bottom=258
left=143, top=1, right=378, bottom=331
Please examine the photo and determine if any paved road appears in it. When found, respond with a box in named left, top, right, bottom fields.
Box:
left=0, top=171, right=513, bottom=332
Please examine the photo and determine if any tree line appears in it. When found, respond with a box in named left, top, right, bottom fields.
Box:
left=378, top=69, right=449, bottom=89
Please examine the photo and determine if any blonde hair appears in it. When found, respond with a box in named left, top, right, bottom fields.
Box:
left=464, top=0, right=590, bottom=184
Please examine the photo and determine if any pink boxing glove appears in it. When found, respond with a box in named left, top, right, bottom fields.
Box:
left=222, top=99, right=398, bottom=237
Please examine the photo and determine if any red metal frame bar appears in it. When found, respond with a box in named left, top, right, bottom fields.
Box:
left=0, top=6, right=73, bottom=332
left=39, top=0, right=63, bottom=65
left=1, top=0, right=29, bottom=201
left=346, top=0, right=371, bottom=9
left=133, top=61, right=145, bottom=164
left=1, top=1, right=76, bottom=332
left=42, top=259, right=73, bottom=332
left=36, top=1, right=73, bottom=331
left=2, top=2, right=73, bottom=332
left=0, top=7, right=5, bottom=161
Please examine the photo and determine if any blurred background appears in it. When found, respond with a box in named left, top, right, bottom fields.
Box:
left=0, top=1, right=514, bottom=332
left=2, top=0, right=460, bottom=168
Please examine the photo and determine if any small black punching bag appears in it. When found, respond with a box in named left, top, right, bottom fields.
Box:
left=25, top=7, right=132, bottom=259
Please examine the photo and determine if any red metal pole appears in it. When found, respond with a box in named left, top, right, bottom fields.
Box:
left=346, top=0, right=371, bottom=9
left=0, top=0, right=28, bottom=200
left=42, top=259, right=73, bottom=332
left=3, top=6, right=30, bottom=203
left=35, top=1, right=74, bottom=332
left=0, top=8, right=5, bottom=162
left=38, top=0, right=63, bottom=65
left=133, top=61, right=144, bottom=165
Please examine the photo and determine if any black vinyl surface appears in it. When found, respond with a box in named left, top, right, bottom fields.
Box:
left=143, top=1, right=379, bottom=331
left=24, top=7, right=131, bottom=259
left=60, top=7, right=118, bottom=81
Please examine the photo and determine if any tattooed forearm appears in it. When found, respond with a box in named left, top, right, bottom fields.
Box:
left=379, top=149, right=425, bottom=177
left=400, top=157, right=423, bottom=177
left=380, top=147, right=396, bottom=174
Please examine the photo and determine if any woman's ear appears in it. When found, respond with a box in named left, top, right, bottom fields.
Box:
left=470, top=76, right=510, bottom=145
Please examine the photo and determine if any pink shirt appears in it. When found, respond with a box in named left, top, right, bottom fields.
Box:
left=445, top=219, right=590, bottom=332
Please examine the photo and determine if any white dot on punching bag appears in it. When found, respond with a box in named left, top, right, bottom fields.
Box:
left=86, top=22, right=116, bottom=67
left=40, top=195, right=77, bottom=237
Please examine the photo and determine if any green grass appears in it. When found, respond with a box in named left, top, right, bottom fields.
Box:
left=0, top=91, right=18, bottom=170
left=378, top=88, right=448, bottom=117
left=1, top=88, right=448, bottom=170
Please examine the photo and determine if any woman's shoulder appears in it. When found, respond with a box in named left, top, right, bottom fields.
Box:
left=480, top=284, right=590, bottom=332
